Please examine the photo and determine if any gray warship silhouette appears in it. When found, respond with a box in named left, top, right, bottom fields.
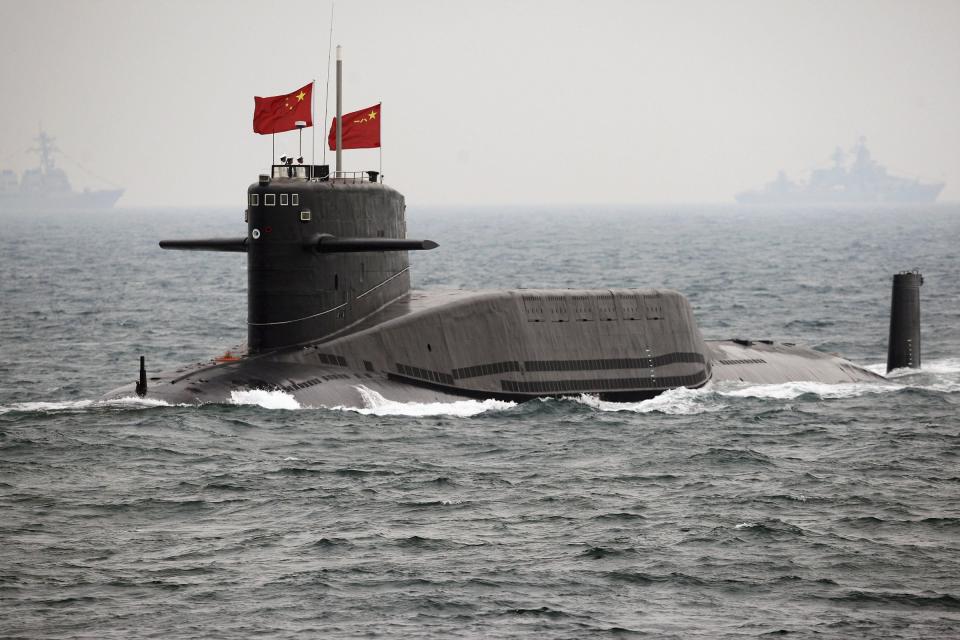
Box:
left=105, top=59, right=923, bottom=408
left=736, top=138, right=944, bottom=204
left=0, top=131, right=123, bottom=211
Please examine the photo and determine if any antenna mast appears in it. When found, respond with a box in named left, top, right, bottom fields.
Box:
left=322, top=2, right=334, bottom=166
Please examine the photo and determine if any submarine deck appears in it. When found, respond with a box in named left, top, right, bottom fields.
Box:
left=105, top=288, right=885, bottom=408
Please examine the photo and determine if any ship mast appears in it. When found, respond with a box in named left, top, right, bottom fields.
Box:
left=31, top=130, right=58, bottom=173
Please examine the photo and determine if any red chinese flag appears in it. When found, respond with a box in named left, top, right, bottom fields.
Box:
left=328, top=103, right=381, bottom=150
left=252, top=82, right=313, bottom=134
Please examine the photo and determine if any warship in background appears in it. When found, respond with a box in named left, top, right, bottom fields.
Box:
left=736, top=138, right=944, bottom=204
left=0, top=131, right=123, bottom=211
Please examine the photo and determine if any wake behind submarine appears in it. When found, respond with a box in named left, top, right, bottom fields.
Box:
left=105, top=59, right=923, bottom=408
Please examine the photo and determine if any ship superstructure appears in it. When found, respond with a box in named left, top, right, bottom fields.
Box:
left=736, top=138, right=944, bottom=204
left=0, top=131, right=123, bottom=211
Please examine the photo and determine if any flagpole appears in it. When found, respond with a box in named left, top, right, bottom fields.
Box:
left=336, top=45, right=342, bottom=175
left=272, top=133, right=275, bottom=167
left=379, top=101, right=382, bottom=180
left=311, top=79, right=315, bottom=179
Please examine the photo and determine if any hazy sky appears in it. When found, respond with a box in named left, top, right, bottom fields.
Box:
left=1, top=0, right=958, bottom=207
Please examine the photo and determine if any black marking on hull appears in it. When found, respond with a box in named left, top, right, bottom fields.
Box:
left=525, top=352, right=706, bottom=372
left=386, top=373, right=676, bottom=403
left=500, top=370, right=709, bottom=394
left=280, top=377, right=323, bottom=392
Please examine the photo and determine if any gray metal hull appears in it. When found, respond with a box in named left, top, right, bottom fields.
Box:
left=105, top=288, right=883, bottom=408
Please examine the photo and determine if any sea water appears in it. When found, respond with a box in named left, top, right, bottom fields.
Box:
left=1, top=204, right=958, bottom=638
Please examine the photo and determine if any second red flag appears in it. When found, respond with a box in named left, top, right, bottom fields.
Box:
left=328, top=103, right=381, bottom=150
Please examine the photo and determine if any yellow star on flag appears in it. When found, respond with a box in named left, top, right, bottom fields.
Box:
left=296, top=91, right=306, bottom=102
left=368, top=110, right=377, bottom=120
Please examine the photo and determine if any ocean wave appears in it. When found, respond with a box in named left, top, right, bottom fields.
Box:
left=331, top=385, right=516, bottom=417
left=865, top=358, right=960, bottom=392
left=0, top=396, right=171, bottom=415
left=877, top=357, right=960, bottom=377
left=822, top=590, right=960, bottom=611
left=715, top=379, right=899, bottom=400
left=229, top=389, right=301, bottom=410
left=569, top=386, right=726, bottom=415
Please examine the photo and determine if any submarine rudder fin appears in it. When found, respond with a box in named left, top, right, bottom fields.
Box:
left=886, top=270, right=923, bottom=373
left=135, top=356, right=147, bottom=397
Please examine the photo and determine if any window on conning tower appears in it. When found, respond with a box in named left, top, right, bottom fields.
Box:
left=264, top=193, right=275, bottom=206
left=280, top=194, right=289, bottom=206
left=249, top=193, right=259, bottom=206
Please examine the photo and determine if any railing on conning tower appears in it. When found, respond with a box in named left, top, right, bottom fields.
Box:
left=270, top=165, right=382, bottom=183
left=329, top=170, right=382, bottom=184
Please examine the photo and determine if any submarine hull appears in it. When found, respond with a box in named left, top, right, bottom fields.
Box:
left=104, top=288, right=882, bottom=408
left=106, top=166, right=888, bottom=408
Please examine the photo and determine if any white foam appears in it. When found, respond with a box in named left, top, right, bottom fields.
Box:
left=229, top=389, right=301, bottom=410
left=570, top=385, right=725, bottom=415
left=734, top=522, right=759, bottom=530
left=0, top=397, right=171, bottom=415
left=862, top=358, right=960, bottom=393
left=332, top=385, right=516, bottom=417
left=716, top=379, right=899, bottom=400
left=101, top=396, right=172, bottom=409
left=915, top=358, right=960, bottom=376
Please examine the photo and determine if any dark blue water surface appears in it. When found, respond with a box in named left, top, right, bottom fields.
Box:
left=1, top=204, right=958, bottom=638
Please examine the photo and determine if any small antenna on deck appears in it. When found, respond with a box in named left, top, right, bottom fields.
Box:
left=135, top=356, right=147, bottom=397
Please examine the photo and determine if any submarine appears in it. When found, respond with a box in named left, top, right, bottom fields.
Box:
left=103, top=163, right=923, bottom=408
left=104, top=58, right=923, bottom=408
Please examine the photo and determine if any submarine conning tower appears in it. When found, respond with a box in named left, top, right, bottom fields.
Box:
left=160, top=166, right=437, bottom=353
left=248, top=169, right=407, bottom=351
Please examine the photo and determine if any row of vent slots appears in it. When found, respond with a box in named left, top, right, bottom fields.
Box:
left=317, top=353, right=347, bottom=366
left=501, top=371, right=709, bottom=393
left=396, top=363, right=455, bottom=386
left=715, top=358, right=768, bottom=365
left=522, top=296, right=662, bottom=316
left=229, top=372, right=358, bottom=392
